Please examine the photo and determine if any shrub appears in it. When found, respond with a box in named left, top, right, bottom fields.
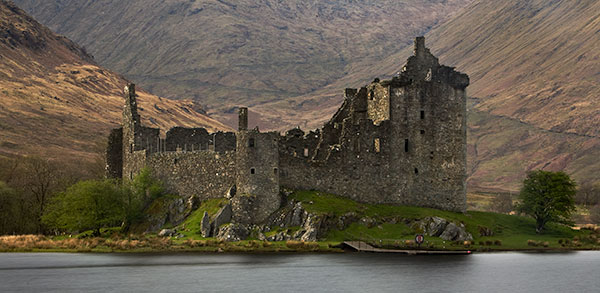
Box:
left=494, top=240, right=502, bottom=246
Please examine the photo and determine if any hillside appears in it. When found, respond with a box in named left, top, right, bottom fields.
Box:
left=9, top=0, right=600, bottom=192
left=0, top=1, right=230, bottom=167
left=254, top=0, right=600, bottom=192
left=12, top=0, right=473, bottom=128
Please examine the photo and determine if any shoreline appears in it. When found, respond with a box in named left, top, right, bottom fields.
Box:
left=1, top=246, right=598, bottom=254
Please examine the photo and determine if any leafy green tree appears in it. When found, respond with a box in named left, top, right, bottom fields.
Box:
left=121, top=167, right=164, bottom=231
left=129, top=167, right=164, bottom=203
left=517, top=170, right=577, bottom=233
left=43, top=180, right=125, bottom=236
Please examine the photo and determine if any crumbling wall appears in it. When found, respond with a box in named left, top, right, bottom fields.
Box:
left=106, top=127, right=123, bottom=179
left=147, top=151, right=236, bottom=200
left=165, top=127, right=211, bottom=151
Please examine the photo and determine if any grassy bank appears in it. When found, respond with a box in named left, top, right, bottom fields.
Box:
left=288, top=191, right=600, bottom=251
left=2, top=191, right=599, bottom=253
left=0, top=235, right=341, bottom=253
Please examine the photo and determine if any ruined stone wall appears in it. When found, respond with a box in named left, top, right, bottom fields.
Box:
left=164, top=127, right=236, bottom=153
left=106, top=127, right=123, bottom=179
left=367, top=81, right=390, bottom=125
left=124, top=150, right=147, bottom=180
left=147, top=151, right=236, bottom=200
left=233, top=130, right=280, bottom=224
left=212, top=132, right=236, bottom=153
left=165, top=127, right=211, bottom=151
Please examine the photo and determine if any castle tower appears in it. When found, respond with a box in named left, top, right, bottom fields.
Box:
left=232, top=110, right=281, bottom=224
left=387, top=36, right=469, bottom=211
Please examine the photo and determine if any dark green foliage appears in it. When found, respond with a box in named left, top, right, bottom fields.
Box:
left=129, top=167, right=164, bottom=203
left=517, top=170, right=577, bottom=233
left=43, top=180, right=125, bottom=236
left=42, top=167, right=166, bottom=235
left=122, top=167, right=165, bottom=231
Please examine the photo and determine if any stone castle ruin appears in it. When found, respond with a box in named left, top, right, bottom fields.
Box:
left=106, top=37, right=470, bottom=226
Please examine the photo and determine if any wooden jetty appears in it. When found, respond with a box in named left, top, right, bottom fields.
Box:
left=342, top=241, right=472, bottom=255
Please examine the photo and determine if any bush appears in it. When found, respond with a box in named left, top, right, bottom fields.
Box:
left=43, top=180, right=125, bottom=236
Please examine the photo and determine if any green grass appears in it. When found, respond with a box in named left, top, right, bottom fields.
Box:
left=289, top=190, right=598, bottom=251
left=178, top=198, right=229, bottom=239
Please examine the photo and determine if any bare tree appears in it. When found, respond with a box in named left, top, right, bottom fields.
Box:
left=14, top=157, right=64, bottom=233
left=575, top=183, right=600, bottom=207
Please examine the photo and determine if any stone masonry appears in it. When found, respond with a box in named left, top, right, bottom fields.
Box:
left=106, top=37, right=469, bottom=225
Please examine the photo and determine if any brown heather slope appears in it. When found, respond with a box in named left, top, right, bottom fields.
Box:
left=12, top=0, right=473, bottom=128
left=429, top=0, right=600, bottom=191
left=0, top=1, right=230, bottom=166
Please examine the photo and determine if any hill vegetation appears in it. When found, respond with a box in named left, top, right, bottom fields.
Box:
left=12, top=0, right=473, bottom=128
left=0, top=0, right=231, bottom=166
left=8, top=0, right=600, bottom=193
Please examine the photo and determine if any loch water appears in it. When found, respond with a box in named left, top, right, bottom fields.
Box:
left=0, top=252, right=599, bottom=292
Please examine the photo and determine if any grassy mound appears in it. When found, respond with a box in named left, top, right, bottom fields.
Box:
left=289, top=191, right=598, bottom=250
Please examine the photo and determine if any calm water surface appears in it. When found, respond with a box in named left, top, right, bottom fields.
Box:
left=1, top=252, right=599, bottom=292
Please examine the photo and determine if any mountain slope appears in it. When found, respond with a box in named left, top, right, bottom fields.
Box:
left=258, top=0, right=600, bottom=191
left=13, top=0, right=473, bottom=125
left=0, top=1, right=230, bottom=166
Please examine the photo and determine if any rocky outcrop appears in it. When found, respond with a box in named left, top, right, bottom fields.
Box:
left=143, top=195, right=195, bottom=233
left=212, top=204, right=232, bottom=236
left=201, top=212, right=211, bottom=237
left=413, top=217, right=473, bottom=241
left=158, top=229, right=175, bottom=237
left=440, top=222, right=473, bottom=241
left=216, top=223, right=249, bottom=242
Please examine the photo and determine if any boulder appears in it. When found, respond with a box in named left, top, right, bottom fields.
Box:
left=440, top=223, right=473, bottom=241
left=211, top=204, right=232, bottom=235
left=201, top=211, right=212, bottom=237
left=299, top=214, right=320, bottom=242
left=216, top=223, right=249, bottom=242
left=167, top=197, right=190, bottom=226
left=426, top=216, right=449, bottom=237
left=158, top=229, right=175, bottom=237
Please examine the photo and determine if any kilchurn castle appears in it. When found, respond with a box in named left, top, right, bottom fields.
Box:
left=106, top=37, right=470, bottom=224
